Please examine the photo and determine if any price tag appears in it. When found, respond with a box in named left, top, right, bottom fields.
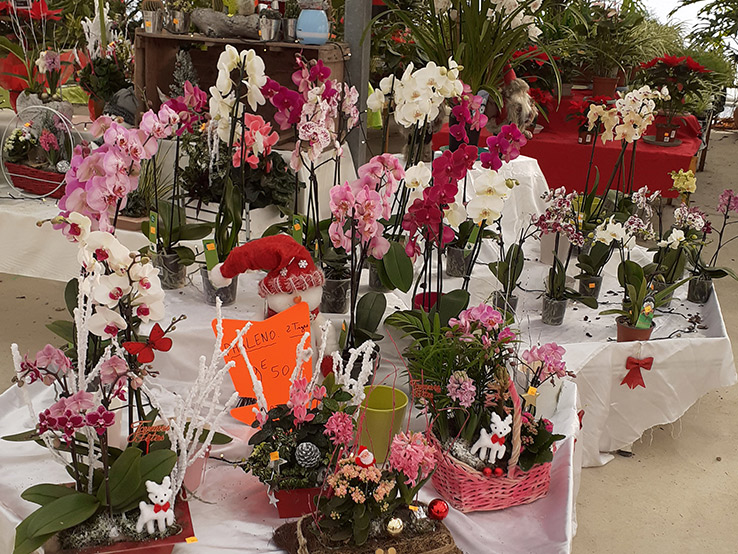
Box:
left=148, top=211, right=158, bottom=245
left=408, top=505, right=419, bottom=512
left=588, top=282, right=596, bottom=289
left=527, top=386, right=538, bottom=397
left=291, top=216, right=302, bottom=243
left=145, top=20, right=151, bottom=27
left=203, top=239, right=218, bottom=271
left=270, top=451, right=280, bottom=462
left=185, top=537, right=198, bottom=543
left=173, top=17, right=179, bottom=24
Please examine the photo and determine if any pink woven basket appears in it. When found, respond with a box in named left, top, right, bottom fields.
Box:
left=429, top=378, right=553, bottom=512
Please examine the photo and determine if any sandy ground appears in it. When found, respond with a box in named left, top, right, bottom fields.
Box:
left=1, top=120, right=737, bottom=552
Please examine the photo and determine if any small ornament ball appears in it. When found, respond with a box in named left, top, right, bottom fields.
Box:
left=428, top=498, right=449, bottom=521
left=386, top=517, right=404, bottom=536
left=482, top=467, right=492, bottom=477
left=493, top=467, right=504, bottom=477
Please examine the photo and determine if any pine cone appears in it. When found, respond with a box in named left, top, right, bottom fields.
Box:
left=295, top=442, right=321, bottom=468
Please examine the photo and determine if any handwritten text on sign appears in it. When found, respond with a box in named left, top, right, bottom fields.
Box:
left=213, top=303, right=312, bottom=424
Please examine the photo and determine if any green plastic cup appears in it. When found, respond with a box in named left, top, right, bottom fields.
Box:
left=358, top=385, right=408, bottom=464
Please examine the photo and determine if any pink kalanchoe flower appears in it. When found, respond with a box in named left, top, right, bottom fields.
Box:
left=387, top=431, right=435, bottom=487
left=324, top=411, right=354, bottom=446
left=447, top=371, right=476, bottom=408
left=35, top=344, right=71, bottom=374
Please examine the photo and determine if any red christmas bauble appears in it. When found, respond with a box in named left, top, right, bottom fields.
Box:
left=428, top=498, right=449, bottom=521
left=482, top=467, right=493, bottom=477
left=493, top=467, right=504, bottom=477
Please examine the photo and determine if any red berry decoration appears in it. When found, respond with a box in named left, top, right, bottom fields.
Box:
left=482, top=467, right=493, bottom=477
left=493, top=467, right=504, bottom=477
left=428, top=498, right=449, bottom=521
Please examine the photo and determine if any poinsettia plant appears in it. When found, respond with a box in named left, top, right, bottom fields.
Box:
left=637, top=55, right=712, bottom=125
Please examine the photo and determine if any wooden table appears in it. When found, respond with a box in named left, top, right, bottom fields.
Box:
left=133, top=29, right=350, bottom=119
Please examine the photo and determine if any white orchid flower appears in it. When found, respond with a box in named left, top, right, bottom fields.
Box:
left=404, top=162, right=432, bottom=189
left=93, top=273, right=132, bottom=308
left=88, top=307, right=128, bottom=338
left=658, top=229, right=686, bottom=250
left=444, top=202, right=468, bottom=229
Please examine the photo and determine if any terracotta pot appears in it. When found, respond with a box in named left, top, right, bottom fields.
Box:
left=274, top=487, right=324, bottom=519
left=88, top=97, right=105, bottom=120
left=59, top=499, right=194, bottom=554
left=616, top=315, right=654, bottom=342
left=654, top=123, right=680, bottom=144
left=592, top=76, right=618, bottom=97
left=578, top=129, right=595, bottom=145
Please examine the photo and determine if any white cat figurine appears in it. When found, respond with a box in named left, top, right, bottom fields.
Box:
left=136, top=476, right=175, bottom=534
left=470, top=413, right=513, bottom=463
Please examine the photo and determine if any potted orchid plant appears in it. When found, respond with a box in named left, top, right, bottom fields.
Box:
left=685, top=189, right=738, bottom=303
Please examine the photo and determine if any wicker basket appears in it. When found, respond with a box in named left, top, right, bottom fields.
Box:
left=429, top=378, right=552, bottom=512
left=4, top=161, right=65, bottom=198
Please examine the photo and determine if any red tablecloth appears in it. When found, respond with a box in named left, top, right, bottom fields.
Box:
left=432, top=91, right=703, bottom=198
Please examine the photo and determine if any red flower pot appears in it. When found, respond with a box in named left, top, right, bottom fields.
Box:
left=616, top=316, right=654, bottom=342
left=592, top=76, right=618, bottom=97
left=412, top=292, right=443, bottom=311
left=4, top=161, right=65, bottom=198
left=60, top=499, right=194, bottom=554
left=273, top=487, right=324, bottom=519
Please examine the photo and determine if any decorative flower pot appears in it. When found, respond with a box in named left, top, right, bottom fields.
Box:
left=616, top=315, right=654, bottom=342
left=166, top=10, right=190, bottom=34
left=358, top=385, right=408, bottom=464
left=368, top=263, right=389, bottom=292
left=3, top=161, right=65, bottom=198
left=446, top=246, right=473, bottom=278
left=296, top=9, right=329, bottom=45
left=142, top=10, right=163, bottom=33
left=153, top=251, right=187, bottom=290
left=259, top=17, right=282, bottom=41
left=650, top=280, right=674, bottom=308
left=201, top=266, right=238, bottom=306
left=654, top=122, right=679, bottom=144
left=412, top=291, right=442, bottom=312
left=492, top=291, right=518, bottom=315
left=578, top=275, right=602, bottom=299
left=284, top=18, right=297, bottom=41
left=541, top=296, right=567, bottom=326
left=687, top=278, right=713, bottom=304
left=577, top=129, right=595, bottom=145
left=59, top=499, right=194, bottom=554
left=592, top=76, right=618, bottom=97
left=273, top=486, right=324, bottom=519
left=320, top=277, right=350, bottom=313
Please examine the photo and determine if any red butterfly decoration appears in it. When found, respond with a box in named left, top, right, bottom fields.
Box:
left=122, top=323, right=173, bottom=364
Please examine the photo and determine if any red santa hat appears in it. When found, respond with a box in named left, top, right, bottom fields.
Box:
left=209, top=235, right=324, bottom=297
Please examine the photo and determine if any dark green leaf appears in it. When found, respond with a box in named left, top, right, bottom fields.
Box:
left=172, top=246, right=196, bottom=266
left=97, top=447, right=142, bottom=511
left=381, top=242, right=413, bottom=292
left=432, top=288, right=470, bottom=327
left=21, top=484, right=77, bottom=506
left=45, top=320, right=75, bottom=344
left=25, top=491, right=99, bottom=538
left=2, top=429, right=40, bottom=442
left=64, top=279, right=79, bottom=317
left=355, top=292, right=387, bottom=334
left=178, top=223, right=214, bottom=241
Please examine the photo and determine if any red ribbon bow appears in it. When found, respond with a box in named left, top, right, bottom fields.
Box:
left=621, top=357, right=654, bottom=389
left=153, top=502, right=170, bottom=513
left=490, top=434, right=505, bottom=446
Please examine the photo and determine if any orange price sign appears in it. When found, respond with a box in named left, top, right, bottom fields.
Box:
left=213, top=303, right=312, bottom=424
